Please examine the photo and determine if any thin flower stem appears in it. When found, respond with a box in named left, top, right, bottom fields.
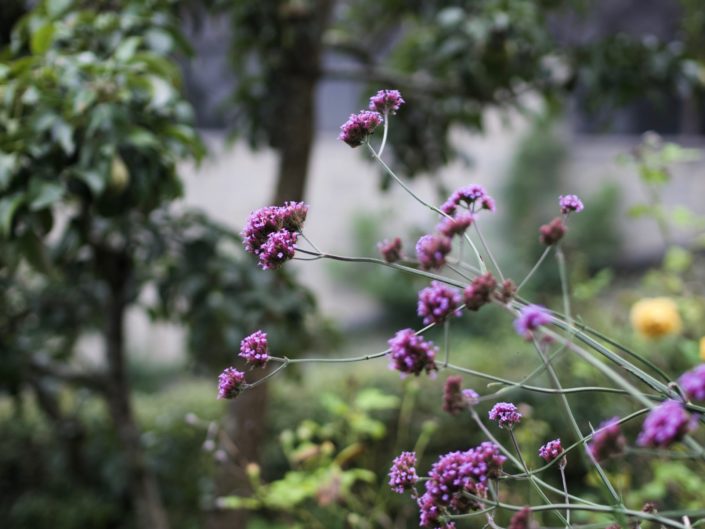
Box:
left=443, top=319, right=450, bottom=367
left=365, top=142, right=487, bottom=273
left=556, top=246, right=572, bottom=323
left=451, top=496, right=690, bottom=529
left=517, top=246, right=552, bottom=292
left=244, top=361, right=289, bottom=390
left=378, top=110, right=389, bottom=158
left=474, top=221, right=505, bottom=282
left=299, top=230, right=323, bottom=254
left=560, top=463, right=571, bottom=528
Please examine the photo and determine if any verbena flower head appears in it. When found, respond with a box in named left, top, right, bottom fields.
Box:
left=239, top=330, right=270, bottom=367
left=280, top=201, right=309, bottom=232
left=242, top=202, right=308, bottom=258
left=378, top=237, right=403, bottom=263
left=217, top=367, right=246, bottom=399
left=437, top=212, right=474, bottom=237
left=258, top=230, right=298, bottom=270
left=389, top=328, right=438, bottom=377
left=539, top=217, right=566, bottom=246
left=679, top=364, right=705, bottom=401
left=389, top=451, right=418, bottom=493
left=369, top=89, right=405, bottom=114
left=630, top=297, right=682, bottom=339
left=440, top=185, right=494, bottom=216
left=417, top=281, right=462, bottom=325
left=418, top=443, right=506, bottom=528
left=508, top=507, right=532, bottom=529
left=338, top=110, right=383, bottom=147
left=464, top=272, right=497, bottom=311
left=637, top=400, right=693, bottom=448
left=538, top=439, right=564, bottom=463
left=416, top=234, right=452, bottom=270
left=462, top=389, right=480, bottom=405
left=514, top=304, right=552, bottom=339
left=559, top=194, right=584, bottom=214
left=587, top=417, right=626, bottom=461
left=489, top=402, right=522, bottom=429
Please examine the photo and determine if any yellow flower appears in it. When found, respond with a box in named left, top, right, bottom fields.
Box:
left=630, top=297, right=682, bottom=339
left=700, top=337, right=705, bottom=361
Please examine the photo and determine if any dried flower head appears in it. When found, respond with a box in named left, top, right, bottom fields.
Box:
left=495, top=279, right=517, bottom=304
left=442, top=375, right=465, bottom=415
left=539, top=217, right=566, bottom=246
left=378, top=237, right=403, bottom=263
left=464, top=272, right=497, bottom=311
left=508, top=507, right=532, bottom=529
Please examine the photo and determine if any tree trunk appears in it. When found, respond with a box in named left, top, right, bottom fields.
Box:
left=103, top=252, right=171, bottom=529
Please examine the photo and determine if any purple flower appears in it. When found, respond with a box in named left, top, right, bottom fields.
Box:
left=514, top=304, right=552, bottom=339
left=217, top=367, right=246, bottom=399
left=239, top=330, right=270, bottom=367
left=440, top=185, right=495, bottom=217
left=538, top=439, right=564, bottom=463
left=389, top=451, right=418, bottom=493
left=463, top=272, right=497, bottom=311
left=416, top=234, right=452, bottom=270
left=539, top=217, right=566, bottom=246
left=586, top=417, right=626, bottom=461
left=679, top=364, right=705, bottom=402
left=258, top=230, right=298, bottom=270
left=378, top=237, right=403, bottom=263
left=489, top=402, right=522, bottom=429
left=637, top=400, right=693, bottom=448
left=462, top=389, right=480, bottom=405
left=559, top=194, right=584, bottom=215
left=280, top=201, right=309, bottom=232
left=417, top=281, right=462, bottom=325
left=338, top=110, right=383, bottom=147
left=389, top=329, right=438, bottom=377
left=437, top=213, right=474, bottom=237
left=418, top=443, right=506, bottom=528
left=508, top=507, right=532, bottom=529
left=242, top=202, right=309, bottom=257
left=369, top=89, right=405, bottom=114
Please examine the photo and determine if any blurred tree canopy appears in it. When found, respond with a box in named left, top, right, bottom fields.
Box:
left=216, top=0, right=703, bottom=197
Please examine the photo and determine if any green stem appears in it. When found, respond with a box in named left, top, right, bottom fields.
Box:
left=517, top=246, right=553, bottom=292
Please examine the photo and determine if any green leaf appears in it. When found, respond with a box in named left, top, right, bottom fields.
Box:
left=627, top=204, right=651, bottom=218
left=115, top=36, right=142, bottom=62
left=47, top=0, right=72, bottom=17
left=0, top=193, right=24, bottom=236
left=31, top=21, right=55, bottom=55
left=354, top=388, right=399, bottom=411
left=216, top=496, right=260, bottom=510
left=28, top=180, right=64, bottom=210
left=0, top=153, right=18, bottom=191
left=18, top=230, right=54, bottom=275
left=126, top=127, right=159, bottom=149
left=77, top=169, right=107, bottom=195
left=663, top=246, right=692, bottom=274
left=52, top=120, right=75, bottom=155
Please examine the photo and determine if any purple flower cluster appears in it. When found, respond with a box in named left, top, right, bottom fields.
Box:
left=378, top=237, right=403, bottom=263
left=369, top=89, right=405, bottom=114
left=538, top=439, right=564, bottom=463
left=464, top=272, right=497, bottom=311
left=242, top=202, right=308, bottom=269
left=416, top=234, right=452, bottom=270
left=559, top=194, right=584, bottom=215
left=418, top=442, right=506, bottom=528
left=489, top=402, right=522, bottom=429
left=539, top=217, right=566, bottom=246
left=339, top=110, right=383, bottom=147
left=437, top=213, right=474, bottom=238
left=496, top=279, right=517, bottom=304
left=418, top=281, right=462, bottom=325
left=239, top=330, right=269, bottom=367
left=389, top=329, right=438, bottom=377
left=587, top=417, right=626, bottom=461
left=637, top=400, right=693, bottom=448
left=217, top=367, right=246, bottom=400
left=441, top=184, right=496, bottom=216
left=514, top=304, right=552, bottom=340
left=389, top=451, right=418, bottom=493
left=679, top=364, right=705, bottom=401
